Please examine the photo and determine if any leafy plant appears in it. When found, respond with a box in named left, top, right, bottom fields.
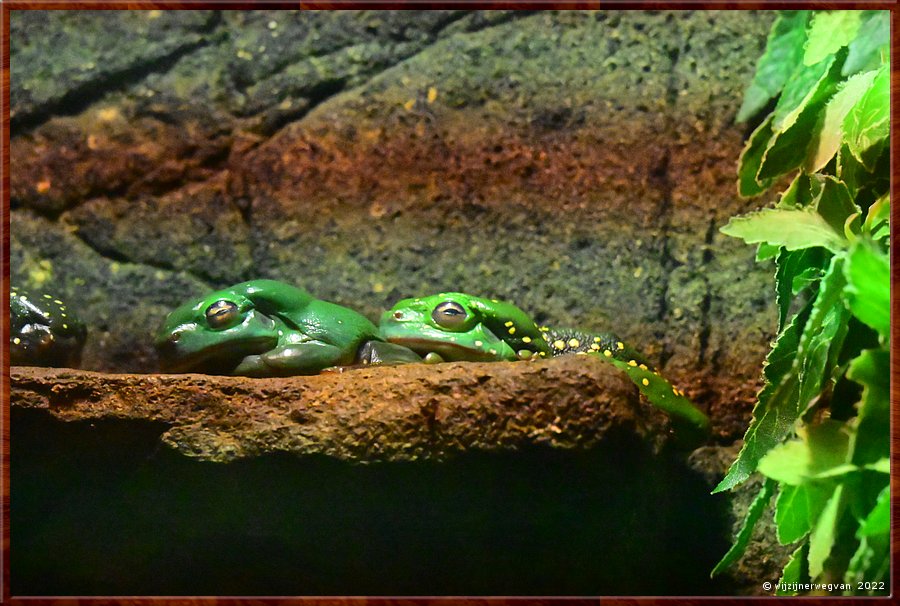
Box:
left=711, top=10, right=889, bottom=596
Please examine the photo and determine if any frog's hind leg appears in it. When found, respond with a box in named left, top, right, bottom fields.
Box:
left=356, top=340, right=423, bottom=366
left=233, top=341, right=349, bottom=376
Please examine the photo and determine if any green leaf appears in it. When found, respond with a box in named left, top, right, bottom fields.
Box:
left=720, top=208, right=846, bottom=253
left=812, top=175, right=859, bottom=237
left=846, top=348, right=890, bottom=467
left=777, top=173, right=813, bottom=208
left=843, top=64, right=889, bottom=171
left=758, top=420, right=850, bottom=485
left=737, top=11, right=811, bottom=122
left=737, top=115, right=777, bottom=197
left=857, top=484, right=889, bottom=537
left=862, top=192, right=889, bottom=237
left=795, top=256, right=850, bottom=411
left=775, top=482, right=834, bottom=544
left=715, top=257, right=849, bottom=492
left=711, top=478, right=776, bottom=577
left=845, top=486, right=889, bottom=591
left=803, top=11, right=861, bottom=66
left=713, top=303, right=809, bottom=493
left=808, top=483, right=845, bottom=578
left=777, top=543, right=809, bottom=595
left=759, top=50, right=845, bottom=181
left=843, top=241, right=889, bottom=338
left=805, top=69, right=878, bottom=172
left=843, top=11, right=889, bottom=76
left=775, top=247, right=827, bottom=331
left=756, top=242, right=781, bottom=261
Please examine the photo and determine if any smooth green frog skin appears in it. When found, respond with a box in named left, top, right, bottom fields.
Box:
left=10, top=286, right=87, bottom=368
left=155, top=279, right=420, bottom=376
left=380, top=292, right=710, bottom=445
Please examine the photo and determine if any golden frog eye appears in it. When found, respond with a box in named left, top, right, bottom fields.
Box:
left=205, top=300, right=240, bottom=329
left=432, top=301, right=468, bottom=329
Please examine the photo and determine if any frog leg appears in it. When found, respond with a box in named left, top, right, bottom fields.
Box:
left=233, top=341, right=349, bottom=377
left=356, top=340, right=423, bottom=366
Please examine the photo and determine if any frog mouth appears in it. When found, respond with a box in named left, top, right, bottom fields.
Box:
left=158, top=335, right=278, bottom=374
left=383, top=336, right=504, bottom=362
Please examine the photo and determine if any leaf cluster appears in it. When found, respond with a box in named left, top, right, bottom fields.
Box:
left=712, top=10, right=889, bottom=595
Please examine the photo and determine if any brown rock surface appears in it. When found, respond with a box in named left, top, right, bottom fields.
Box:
left=11, top=354, right=668, bottom=463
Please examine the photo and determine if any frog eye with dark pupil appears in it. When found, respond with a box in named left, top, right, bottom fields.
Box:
left=432, top=301, right=468, bottom=328
left=205, top=300, right=240, bottom=329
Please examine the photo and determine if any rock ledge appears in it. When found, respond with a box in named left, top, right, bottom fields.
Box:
left=10, top=356, right=669, bottom=463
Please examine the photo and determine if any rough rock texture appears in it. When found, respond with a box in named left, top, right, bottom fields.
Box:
left=10, top=9, right=777, bottom=442
left=11, top=356, right=665, bottom=463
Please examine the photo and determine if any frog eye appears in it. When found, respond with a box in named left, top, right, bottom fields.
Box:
left=432, top=301, right=468, bottom=329
left=205, top=300, right=240, bottom=329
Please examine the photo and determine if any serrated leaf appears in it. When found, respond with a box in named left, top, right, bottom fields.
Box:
left=759, top=50, right=845, bottom=181
left=772, top=50, right=840, bottom=131
left=711, top=478, right=776, bottom=577
left=777, top=543, right=809, bottom=595
left=737, top=11, right=811, bottom=122
left=843, top=11, right=889, bottom=76
left=775, top=247, right=827, bottom=331
left=758, top=420, right=850, bottom=485
left=738, top=115, right=777, bottom=197
left=721, top=208, right=846, bottom=253
left=812, top=175, right=859, bottom=237
left=846, top=348, right=889, bottom=467
left=804, top=11, right=861, bottom=66
left=775, top=482, right=834, bottom=544
left=858, top=484, right=889, bottom=537
left=808, top=483, right=845, bottom=578
left=843, top=241, right=889, bottom=338
left=715, top=257, right=849, bottom=492
left=714, top=303, right=809, bottom=493
left=843, top=64, right=889, bottom=171
left=777, top=173, right=813, bottom=208
left=805, top=69, right=878, bottom=172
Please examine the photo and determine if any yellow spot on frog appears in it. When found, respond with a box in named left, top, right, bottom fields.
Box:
left=540, top=326, right=550, bottom=332
left=504, top=321, right=514, bottom=327
left=490, top=349, right=497, bottom=355
left=53, top=299, right=63, bottom=305
left=474, top=340, right=483, bottom=347
left=13, top=338, right=21, bottom=345
left=267, top=20, right=278, bottom=29
left=403, top=99, right=416, bottom=111
left=642, top=378, right=650, bottom=386
left=508, top=327, right=516, bottom=335
left=672, top=387, right=679, bottom=395
left=43, top=294, right=53, bottom=299
left=639, top=364, right=648, bottom=370
left=593, top=336, right=601, bottom=342
left=522, top=336, right=532, bottom=343
left=36, top=180, right=51, bottom=193
left=553, top=339, right=566, bottom=350
left=616, top=342, right=624, bottom=350
left=590, top=343, right=600, bottom=351
left=62, top=324, right=68, bottom=329
left=236, top=49, right=254, bottom=61
left=603, top=350, right=612, bottom=357
left=576, top=351, right=587, bottom=355
left=628, top=360, right=638, bottom=367
left=539, top=351, right=547, bottom=357
left=427, top=87, right=438, bottom=103
left=568, top=338, right=579, bottom=348
left=633, top=266, right=643, bottom=278
left=61, top=313, right=67, bottom=318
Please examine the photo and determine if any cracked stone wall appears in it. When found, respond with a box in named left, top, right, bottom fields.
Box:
left=10, top=10, right=776, bottom=440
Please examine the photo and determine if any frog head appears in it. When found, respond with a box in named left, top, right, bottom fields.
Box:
left=155, top=286, right=281, bottom=373
left=379, top=292, right=550, bottom=362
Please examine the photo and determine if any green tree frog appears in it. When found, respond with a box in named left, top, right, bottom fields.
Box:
left=155, top=279, right=420, bottom=376
left=380, top=292, right=710, bottom=444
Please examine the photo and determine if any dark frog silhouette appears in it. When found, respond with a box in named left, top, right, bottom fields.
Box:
left=10, top=286, right=87, bottom=368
